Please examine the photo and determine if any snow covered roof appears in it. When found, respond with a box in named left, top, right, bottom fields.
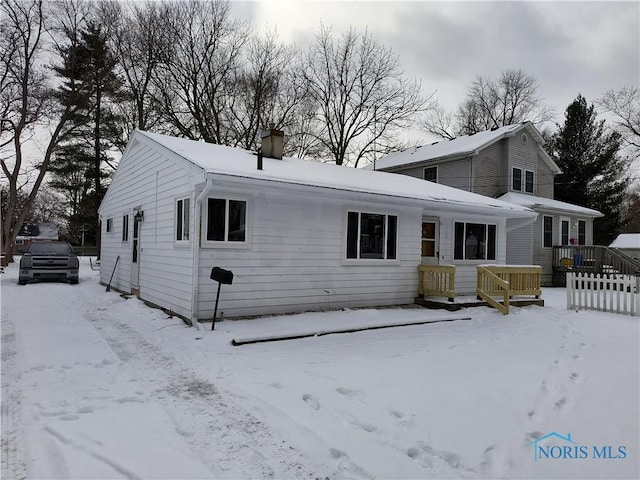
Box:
left=136, top=130, right=536, bottom=218
left=497, top=192, right=603, bottom=217
left=609, top=233, right=640, bottom=249
left=369, top=122, right=560, bottom=174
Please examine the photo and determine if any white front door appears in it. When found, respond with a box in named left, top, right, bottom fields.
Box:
left=131, top=214, right=141, bottom=290
left=421, top=218, right=439, bottom=265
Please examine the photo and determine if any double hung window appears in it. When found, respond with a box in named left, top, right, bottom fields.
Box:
left=176, top=198, right=190, bottom=241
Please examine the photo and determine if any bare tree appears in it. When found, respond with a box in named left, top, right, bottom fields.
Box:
left=152, top=0, right=250, bottom=144
left=0, top=0, right=83, bottom=264
left=598, top=86, right=640, bottom=154
left=424, top=69, right=555, bottom=139
left=103, top=0, right=167, bottom=140
left=303, top=25, right=430, bottom=166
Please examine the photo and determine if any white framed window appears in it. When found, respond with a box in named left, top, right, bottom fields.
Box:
left=205, top=197, right=248, bottom=244
left=106, top=218, right=113, bottom=233
left=560, top=217, right=570, bottom=246
left=525, top=170, right=534, bottom=193
left=454, top=222, right=497, bottom=261
left=512, top=168, right=522, bottom=191
left=424, top=166, right=438, bottom=183
left=176, top=197, right=190, bottom=241
left=346, top=211, right=397, bottom=260
left=122, top=215, right=129, bottom=242
left=577, top=219, right=586, bottom=245
left=542, top=215, right=553, bottom=248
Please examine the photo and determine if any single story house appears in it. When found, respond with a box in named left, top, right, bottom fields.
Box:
left=98, top=129, right=537, bottom=323
left=609, top=233, right=640, bottom=260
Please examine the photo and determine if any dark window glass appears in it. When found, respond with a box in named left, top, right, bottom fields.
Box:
left=122, top=215, right=129, bottom=242
left=387, top=215, right=397, bottom=260
left=578, top=220, right=586, bottom=245
left=176, top=201, right=183, bottom=240
left=454, top=222, right=465, bottom=260
left=228, top=200, right=246, bottom=242
left=487, top=224, right=496, bottom=260
left=207, top=198, right=226, bottom=241
left=525, top=170, right=534, bottom=193
left=543, top=216, right=553, bottom=248
left=346, top=212, right=358, bottom=258
left=424, top=166, right=437, bottom=183
left=561, top=220, right=569, bottom=245
left=513, top=168, right=522, bottom=191
left=360, top=213, right=385, bottom=259
left=465, top=223, right=486, bottom=260
left=106, top=218, right=113, bottom=232
left=27, top=242, right=73, bottom=254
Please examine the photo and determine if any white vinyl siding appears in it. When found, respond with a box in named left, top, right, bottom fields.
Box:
left=196, top=189, right=421, bottom=319
left=98, top=140, right=199, bottom=319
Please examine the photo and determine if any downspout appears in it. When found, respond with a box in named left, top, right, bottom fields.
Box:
left=191, top=176, right=215, bottom=329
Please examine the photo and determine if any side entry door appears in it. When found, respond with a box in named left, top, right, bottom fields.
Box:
left=421, top=218, right=439, bottom=265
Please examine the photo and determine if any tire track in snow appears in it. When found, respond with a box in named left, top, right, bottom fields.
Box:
left=82, top=298, right=330, bottom=479
left=1, top=302, right=28, bottom=480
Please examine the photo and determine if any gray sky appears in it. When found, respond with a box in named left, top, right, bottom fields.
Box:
left=231, top=0, right=640, bottom=139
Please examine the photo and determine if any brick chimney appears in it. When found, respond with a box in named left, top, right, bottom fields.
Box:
left=260, top=127, right=284, bottom=160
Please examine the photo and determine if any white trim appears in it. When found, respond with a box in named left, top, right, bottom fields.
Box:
left=343, top=208, right=399, bottom=264
left=512, top=167, right=522, bottom=192
left=202, top=195, right=251, bottom=248
left=175, top=196, right=192, bottom=243
left=524, top=169, right=535, bottom=194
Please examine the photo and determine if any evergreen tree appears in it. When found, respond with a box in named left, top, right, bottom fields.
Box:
left=51, top=21, right=124, bottom=252
left=548, top=94, right=631, bottom=245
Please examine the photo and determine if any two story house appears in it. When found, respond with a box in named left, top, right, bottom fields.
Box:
left=370, top=122, right=602, bottom=286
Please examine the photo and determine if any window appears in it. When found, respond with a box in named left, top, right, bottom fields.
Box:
left=346, top=211, right=397, bottom=260
left=424, top=166, right=438, bottom=183
left=577, top=220, right=586, bottom=245
left=176, top=198, right=190, bottom=241
left=122, top=215, right=129, bottom=242
left=560, top=218, right=570, bottom=246
left=512, top=168, right=522, bottom=191
left=106, top=218, right=113, bottom=233
left=525, top=170, right=534, bottom=194
left=206, top=198, right=247, bottom=243
left=421, top=222, right=436, bottom=257
left=543, top=215, right=553, bottom=248
left=454, top=222, right=496, bottom=260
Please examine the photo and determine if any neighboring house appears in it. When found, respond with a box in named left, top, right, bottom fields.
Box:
left=609, top=233, right=640, bottom=260
left=371, top=122, right=603, bottom=285
left=15, top=222, right=60, bottom=253
left=98, top=129, right=536, bottom=323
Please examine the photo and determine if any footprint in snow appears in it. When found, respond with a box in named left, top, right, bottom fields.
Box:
left=302, top=393, right=320, bottom=410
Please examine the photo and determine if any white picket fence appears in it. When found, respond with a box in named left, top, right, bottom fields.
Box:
left=566, top=272, right=640, bottom=317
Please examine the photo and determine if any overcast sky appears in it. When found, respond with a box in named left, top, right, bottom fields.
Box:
left=231, top=0, right=639, bottom=140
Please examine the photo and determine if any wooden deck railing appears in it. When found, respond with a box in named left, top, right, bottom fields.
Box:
left=418, top=264, right=456, bottom=301
left=476, top=265, right=543, bottom=314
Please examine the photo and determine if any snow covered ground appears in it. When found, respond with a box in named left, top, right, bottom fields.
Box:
left=1, top=258, right=638, bottom=479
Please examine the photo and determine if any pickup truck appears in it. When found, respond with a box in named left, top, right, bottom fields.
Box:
left=19, top=241, right=79, bottom=285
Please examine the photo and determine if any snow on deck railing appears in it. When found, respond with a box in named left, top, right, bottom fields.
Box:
left=567, top=272, right=640, bottom=317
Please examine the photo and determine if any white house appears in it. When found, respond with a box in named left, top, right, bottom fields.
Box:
left=98, top=129, right=537, bottom=323
left=609, top=233, right=640, bottom=260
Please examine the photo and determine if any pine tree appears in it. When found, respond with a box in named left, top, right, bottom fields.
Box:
left=548, top=94, right=631, bottom=245
left=51, top=21, right=124, bottom=252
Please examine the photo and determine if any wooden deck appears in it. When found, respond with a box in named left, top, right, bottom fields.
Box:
left=416, top=295, right=544, bottom=312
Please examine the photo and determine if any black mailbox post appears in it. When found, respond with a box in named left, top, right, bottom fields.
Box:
left=210, top=267, right=233, bottom=330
